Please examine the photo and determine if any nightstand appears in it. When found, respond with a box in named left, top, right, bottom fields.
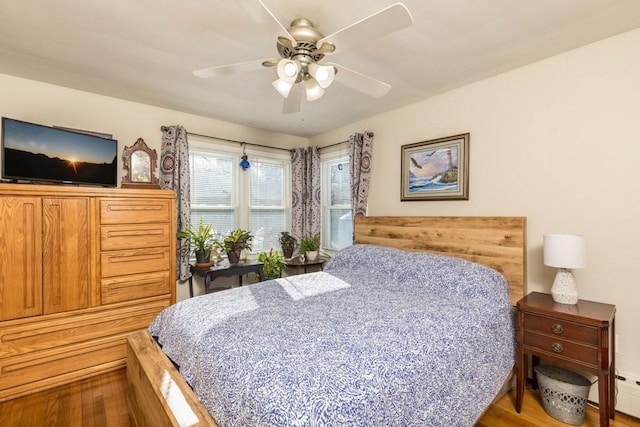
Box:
left=516, top=292, right=616, bottom=427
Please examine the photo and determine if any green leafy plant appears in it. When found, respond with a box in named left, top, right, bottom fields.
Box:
left=299, top=232, right=320, bottom=253
left=278, top=231, right=297, bottom=258
left=258, top=249, right=287, bottom=279
left=215, top=228, right=254, bottom=263
left=176, top=219, right=216, bottom=262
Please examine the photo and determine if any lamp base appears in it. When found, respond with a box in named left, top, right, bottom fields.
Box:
left=551, top=268, right=579, bottom=304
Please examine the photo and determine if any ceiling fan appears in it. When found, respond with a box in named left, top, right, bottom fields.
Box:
left=193, top=1, right=413, bottom=114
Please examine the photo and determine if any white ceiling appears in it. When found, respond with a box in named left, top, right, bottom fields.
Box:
left=1, top=0, right=640, bottom=138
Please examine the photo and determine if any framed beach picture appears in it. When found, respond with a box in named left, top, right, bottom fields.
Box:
left=401, top=133, right=469, bottom=201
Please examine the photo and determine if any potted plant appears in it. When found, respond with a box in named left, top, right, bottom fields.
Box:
left=279, top=231, right=297, bottom=258
left=216, top=228, right=253, bottom=264
left=299, top=232, right=321, bottom=261
left=258, top=249, right=287, bottom=280
left=176, top=219, right=217, bottom=265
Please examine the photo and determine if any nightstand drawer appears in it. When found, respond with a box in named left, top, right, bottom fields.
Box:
left=523, top=313, right=598, bottom=345
left=524, top=331, right=597, bottom=366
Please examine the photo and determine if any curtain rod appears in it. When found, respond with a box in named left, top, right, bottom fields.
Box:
left=160, top=127, right=348, bottom=152
left=190, top=131, right=292, bottom=153
left=318, top=140, right=348, bottom=150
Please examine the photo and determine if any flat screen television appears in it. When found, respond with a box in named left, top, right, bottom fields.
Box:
left=1, top=117, right=118, bottom=187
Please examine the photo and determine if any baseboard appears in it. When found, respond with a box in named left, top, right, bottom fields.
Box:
left=587, top=372, right=640, bottom=418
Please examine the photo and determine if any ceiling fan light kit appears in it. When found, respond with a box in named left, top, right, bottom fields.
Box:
left=308, top=62, right=335, bottom=89
left=194, top=1, right=413, bottom=113
left=276, top=58, right=300, bottom=82
left=272, top=78, right=294, bottom=98
left=303, top=75, right=324, bottom=101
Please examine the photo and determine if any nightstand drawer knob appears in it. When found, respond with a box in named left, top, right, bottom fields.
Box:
left=551, top=342, right=564, bottom=353
left=551, top=324, right=564, bottom=334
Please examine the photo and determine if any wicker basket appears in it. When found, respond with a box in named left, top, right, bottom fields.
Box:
left=534, top=365, right=592, bottom=425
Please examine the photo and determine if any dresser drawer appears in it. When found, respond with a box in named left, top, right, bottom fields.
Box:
left=101, top=247, right=171, bottom=278
left=0, top=299, right=170, bottom=359
left=101, top=271, right=171, bottom=304
left=523, top=313, right=598, bottom=345
left=101, top=223, right=171, bottom=251
left=524, top=331, right=597, bottom=366
left=0, top=299, right=171, bottom=396
left=100, top=199, right=171, bottom=224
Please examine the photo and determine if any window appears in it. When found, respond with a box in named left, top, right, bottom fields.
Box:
left=321, top=153, right=352, bottom=251
left=189, top=139, right=290, bottom=254
left=249, top=159, right=288, bottom=252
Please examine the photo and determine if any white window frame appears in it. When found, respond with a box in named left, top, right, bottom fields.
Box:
left=321, top=150, right=352, bottom=252
left=189, top=138, right=291, bottom=254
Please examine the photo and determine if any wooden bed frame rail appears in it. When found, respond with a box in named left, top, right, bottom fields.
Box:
left=127, top=330, right=218, bottom=426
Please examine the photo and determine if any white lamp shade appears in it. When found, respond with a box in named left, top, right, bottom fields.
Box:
left=272, top=79, right=294, bottom=98
left=543, top=234, right=586, bottom=269
left=303, top=76, right=325, bottom=101
left=308, top=63, right=335, bottom=89
left=276, top=59, right=300, bottom=83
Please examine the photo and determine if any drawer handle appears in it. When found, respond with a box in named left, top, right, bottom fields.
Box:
left=551, top=324, right=564, bottom=335
left=552, top=342, right=564, bottom=353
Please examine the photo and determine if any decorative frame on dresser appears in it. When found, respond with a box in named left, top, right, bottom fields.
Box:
left=0, top=183, right=175, bottom=401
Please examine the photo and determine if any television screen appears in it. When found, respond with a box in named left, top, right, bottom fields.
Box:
left=1, top=117, right=118, bottom=187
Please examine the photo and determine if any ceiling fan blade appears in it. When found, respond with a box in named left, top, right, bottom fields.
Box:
left=262, top=58, right=279, bottom=67
left=282, top=83, right=302, bottom=114
left=193, top=59, right=270, bottom=78
left=317, top=3, right=413, bottom=55
left=238, top=0, right=297, bottom=47
left=328, top=62, right=391, bottom=98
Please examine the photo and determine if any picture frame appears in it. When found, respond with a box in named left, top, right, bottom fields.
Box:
left=121, top=137, right=161, bottom=189
left=401, top=133, right=469, bottom=201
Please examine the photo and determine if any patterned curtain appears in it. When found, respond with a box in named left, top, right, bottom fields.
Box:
left=159, top=125, right=191, bottom=281
left=349, top=131, right=374, bottom=219
left=291, top=147, right=321, bottom=251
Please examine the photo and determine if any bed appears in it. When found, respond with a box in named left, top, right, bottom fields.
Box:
left=126, top=216, right=526, bottom=426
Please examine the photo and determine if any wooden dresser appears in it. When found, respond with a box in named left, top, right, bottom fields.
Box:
left=0, top=183, right=175, bottom=401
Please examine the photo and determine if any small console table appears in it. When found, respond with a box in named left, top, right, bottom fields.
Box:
left=286, top=257, right=328, bottom=275
left=188, top=261, right=263, bottom=297
left=516, top=292, right=616, bottom=427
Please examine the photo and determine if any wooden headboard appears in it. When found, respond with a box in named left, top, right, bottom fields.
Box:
left=354, top=216, right=527, bottom=305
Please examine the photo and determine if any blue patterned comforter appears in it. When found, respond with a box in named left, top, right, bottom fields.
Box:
left=149, top=244, right=515, bottom=426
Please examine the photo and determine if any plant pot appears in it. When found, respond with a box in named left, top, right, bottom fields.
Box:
left=282, top=246, right=294, bottom=259
left=305, top=250, right=319, bottom=261
left=227, top=250, right=241, bottom=264
left=195, top=250, right=208, bottom=264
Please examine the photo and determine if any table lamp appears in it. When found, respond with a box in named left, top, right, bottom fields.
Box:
left=543, top=234, right=586, bottom=304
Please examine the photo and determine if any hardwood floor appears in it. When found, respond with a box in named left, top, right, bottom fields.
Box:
left=0, top=369, right=638, bottom=426
left=0, top=370, right=132, bottom=427
left=478, top=383, right=640, bottom=427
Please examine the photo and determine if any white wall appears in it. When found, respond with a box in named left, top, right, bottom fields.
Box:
left=311, top=28, right=640, bottom=380
left=0, top=74, right=307, bottom=171
left=0, top=74, right=307, bottom=301
left=2, top=26, right=638, bottom=387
